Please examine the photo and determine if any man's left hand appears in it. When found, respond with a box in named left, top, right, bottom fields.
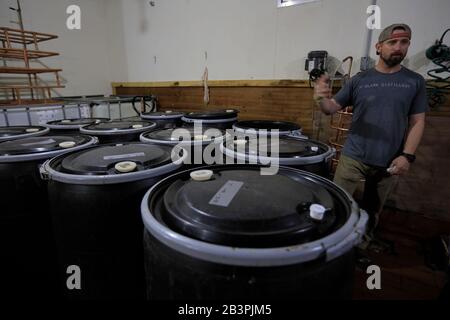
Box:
left=388, top=156, right=410, bottom=175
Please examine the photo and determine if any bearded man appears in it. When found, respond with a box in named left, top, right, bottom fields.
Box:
left=313, top=23, right=428, bottom=248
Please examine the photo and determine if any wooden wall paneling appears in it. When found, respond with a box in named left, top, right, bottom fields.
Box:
left=115, top=86, right=317, bottom=136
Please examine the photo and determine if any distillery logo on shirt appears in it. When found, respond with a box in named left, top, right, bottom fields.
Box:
left=358, top=82, right=412, bottom=89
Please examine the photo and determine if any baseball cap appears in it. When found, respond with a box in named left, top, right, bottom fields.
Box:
left=378, top=23, right=412, bottom=43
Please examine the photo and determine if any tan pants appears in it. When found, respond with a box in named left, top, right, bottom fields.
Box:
left=333, top=154, right=398, bottom=241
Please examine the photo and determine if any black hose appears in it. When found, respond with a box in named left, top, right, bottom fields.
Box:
left=131, top=96, right=140, bottom=115
left=426, top=28, right=450, bottom=108
left=131, top=95, right=157, bottom=115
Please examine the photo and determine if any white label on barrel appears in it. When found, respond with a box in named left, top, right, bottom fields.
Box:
left=21, top=138, right=56, bottom=146
left=209, top=180, right=244, bottom=207
left=103, top=152, right=146, bottom=160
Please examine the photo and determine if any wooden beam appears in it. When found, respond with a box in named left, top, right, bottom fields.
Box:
left=113, top=78, right=443, bottom=90
left=0, top=66, right=62, bottom=74
left=111, top=79, right=328, bottom=88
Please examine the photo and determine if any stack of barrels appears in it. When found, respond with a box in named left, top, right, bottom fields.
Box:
left=0, top=108, right=367, bottom=300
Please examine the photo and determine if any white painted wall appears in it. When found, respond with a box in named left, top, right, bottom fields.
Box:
left=0, top=0, right=127, bottom=96
left=1, top=0, right=448, bottom=94
left=120, top=0, right=450, bottom=80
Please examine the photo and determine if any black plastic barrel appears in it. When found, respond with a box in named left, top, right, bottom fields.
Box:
left=42, top=142, right=185, bottom=299
left=140, top=111, right=184, bottom=129
left=182, top=109, right=239, bottom=130
left=46, top=117, right=109, bottom=134
left=0, top=134, right=97, bottom=298
left=140, top=126, right=228, bottom=167
left=0, top=125, right=49, bottom=142
left=80, top=120, right=156, bottom=144
left=221, top=135, right=335, bottom=177
left=233, top=119, right=302, bottom=136
left=141, top=165, right=368, bottom=300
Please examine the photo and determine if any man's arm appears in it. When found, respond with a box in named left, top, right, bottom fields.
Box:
left=389, top=112, right=426, bottom=175
left=313, top=74, right=345, bottom=115
left=319, top=98, right=343, bottom=115
left=403, top=112, right=426, bottom=155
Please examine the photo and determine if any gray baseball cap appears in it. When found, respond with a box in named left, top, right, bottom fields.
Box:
left=378, top=23, right=411, bottom=43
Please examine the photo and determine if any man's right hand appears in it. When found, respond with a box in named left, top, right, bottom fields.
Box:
left=313, top=74, right=331, bottom=102
left=313, top=74, right=343, bottom=115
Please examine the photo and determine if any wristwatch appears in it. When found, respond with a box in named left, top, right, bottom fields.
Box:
left=400, top=152, right=416, bottom=163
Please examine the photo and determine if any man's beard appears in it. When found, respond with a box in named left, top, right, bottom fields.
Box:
left=380, top=52, right=405, bottom=67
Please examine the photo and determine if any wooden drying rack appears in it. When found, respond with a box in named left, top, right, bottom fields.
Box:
left=0, top=25, right=64, bottom=106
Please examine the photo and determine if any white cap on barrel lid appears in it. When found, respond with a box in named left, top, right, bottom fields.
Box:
left=165, top=110, right=173, bottom=113
left=59, top=141, right=76, bottom=148
left=309, top=204, right=326, bottom=221
left=190, top=169, right=213, bottom=181
left=132, top=124, right=143, bottom=129
left=25, top=128, right=39, bottom=133
left=311, top=146, right=319, bottom=152
left=61, top=119, right=71, bottom=123
left=115, top=161, right=137, bottom=173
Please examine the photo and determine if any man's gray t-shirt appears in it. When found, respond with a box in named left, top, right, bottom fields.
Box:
left=333, top=67, right=428, bottom=167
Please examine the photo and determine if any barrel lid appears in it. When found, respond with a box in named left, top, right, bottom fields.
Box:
left=44, top=143, right=185, bottom=184
left=142, top=166, right=368, bottom=266
left=141, top=111, right=184, bottom=120
left=80, top=120, right=156, bottom=135
left=233, top=120, right=301, bottom=135
left=58, top=143, right=173, bottom=175
left=46, top=118, right=109, bottom=129
left=0, top=126, right=49, bottom=142
left=140, top=127, right=227, bottom=145
left=222, top=136, right=333, bottom=165
left=150, top=165, right=348, bottom=248
left=0, top=134, right=97, bottom=162
left=183, top=109, right=239, bottom=120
